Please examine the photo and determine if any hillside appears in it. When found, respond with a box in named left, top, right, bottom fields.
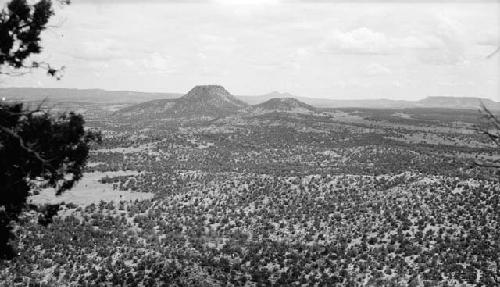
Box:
left=239, top=92, right=416, bottom=109
left=241, top=92, right=499, bottom=111
left=249, top=97, right=317, bottom=114
left=115, top=85, right=247, bottom=120
left=3, top=87, right=497, bottom=112
left=238, top=91, right=296, bottom=105
left=177, top=85, right=247, bottom=114
left=416, top=96, right=500, bottom=111
left=0, top=88, right=181, bottom=104
left=116, top=99, right=177, bottom=118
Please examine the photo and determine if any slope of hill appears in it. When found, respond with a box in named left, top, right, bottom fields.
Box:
left=116, top=99, right=177, bottom=118
left=0, top=88, right=182, bottom=104
left=307, top=98, right=415, bottom=109
left=416, top=97, right=500, bottom=110
left=115, top=85, right=247, bottom=120
left=238, top=91, right=295, bottom=105
left=249, top=97, right=317, bottom=114
left=3, top=87, right=497, bottom=112
left=239, top=92, right=415, bottom=109
left=177, top=85, right=247, bottom=114
left=240, top=92, right=499, bottom=111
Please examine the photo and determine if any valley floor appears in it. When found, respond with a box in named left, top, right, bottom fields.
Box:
left=1, top=108, right=499, bottom=286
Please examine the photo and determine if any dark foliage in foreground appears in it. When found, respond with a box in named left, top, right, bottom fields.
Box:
left=0, top=102, right=100, bottom=259
left=0, top=0, right=68, bottom=78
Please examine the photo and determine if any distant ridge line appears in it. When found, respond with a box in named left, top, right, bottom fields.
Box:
left=1, top=87, right=498, bottom=110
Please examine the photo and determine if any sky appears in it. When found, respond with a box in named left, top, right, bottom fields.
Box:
left=0, top=0, right=499, bottom=100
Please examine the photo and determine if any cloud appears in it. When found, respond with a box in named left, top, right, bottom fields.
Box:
left=476, top=31, right=500, bottom=46
left=320, top=17, right=467, bottom=66
left=321, top=27, right=393, bottom=54
left=2, top=0, right=498, bottom=101
left=320, top=27, right=435, bottom=55
left=140, top=53, right=175, bottom=74
left=415, top=16, right=466, bottom=65
left=364, top=63, right=392, bottom=76
left=69, top=39, right=127, bottom=62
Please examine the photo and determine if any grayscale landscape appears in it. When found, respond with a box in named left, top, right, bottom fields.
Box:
left=0, top=0, right=499, bottom=286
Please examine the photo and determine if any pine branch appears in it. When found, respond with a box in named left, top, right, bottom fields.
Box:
left=0, top=125, right=50, bottom=166
left=0, top=61, right=65, bottom=79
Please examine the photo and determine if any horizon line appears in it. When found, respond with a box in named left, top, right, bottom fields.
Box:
left=0, top=86, right=498, bottom=103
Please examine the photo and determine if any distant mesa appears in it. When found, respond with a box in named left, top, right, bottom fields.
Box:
left=237, top=91, right=297, bottom=105
left=264, top=91, right=296, bottom=99
left=0, top=87, right=182, bottom=104
left=250, top=97, right=317, bottom=114
left=2, top=87, right=498, bottom=113
left=239, top=93, right=500, bottom=111
left=180, top=85, right=247, bottom=110
left=115, top=85, right=248, bottom=120
left=416, top=96, right=500, bottom=110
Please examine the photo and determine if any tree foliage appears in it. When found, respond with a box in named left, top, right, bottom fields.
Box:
left=0, top=0, right=67, bottom=77
left=0, top=102, right=101, bottom=258
left=1, top=0, right=100, bottom=259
